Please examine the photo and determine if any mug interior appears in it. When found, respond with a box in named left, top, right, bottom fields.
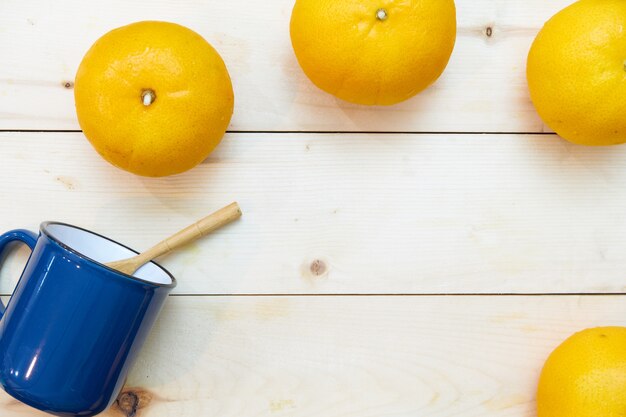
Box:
left=44, top=223, right=173, bottom=285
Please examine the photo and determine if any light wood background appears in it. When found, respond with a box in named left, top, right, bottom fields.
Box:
left=1, top=0, right=625, bottom=416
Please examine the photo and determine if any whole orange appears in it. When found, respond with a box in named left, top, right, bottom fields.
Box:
left=527, top=0, right=626, bottom=146
left=537, top=327, right=626, bottom=417
left=74, top=21, right=234, bottom=177
left=289, top=0, right=456, bottom=106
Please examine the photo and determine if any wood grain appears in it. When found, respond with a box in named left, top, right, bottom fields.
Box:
left=2, top=295, right=624, bottom=417
left=1, top=131, right=625, bottom=295
left=0, top=0, right=575, bottom=132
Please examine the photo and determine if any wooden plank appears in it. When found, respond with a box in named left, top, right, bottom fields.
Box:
left=1, top=131, right=625, bottom=295
left=1, top=295, right=624, bottom=416
left=0, top=0, right=574, bottom=132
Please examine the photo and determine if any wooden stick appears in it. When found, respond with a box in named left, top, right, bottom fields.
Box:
left=106, top=202, right=242, bottom=275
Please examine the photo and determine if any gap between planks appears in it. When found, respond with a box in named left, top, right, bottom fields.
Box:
left=0, top=129, right=558, bottom=135
left=1, top=293, right=624, bottom=297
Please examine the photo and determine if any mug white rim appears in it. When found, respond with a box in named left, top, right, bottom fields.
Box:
left=40, top=221, right=177, bottom=288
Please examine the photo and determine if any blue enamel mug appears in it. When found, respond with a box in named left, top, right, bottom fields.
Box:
left=0, top=222, right=176, bottom=416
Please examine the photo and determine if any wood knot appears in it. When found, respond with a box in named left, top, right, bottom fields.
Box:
left=301, top=258, right=330, bottom=280
left=309, top=259, right=327, bottom=276
left=117, top=392, right=139, bottom=416
left=115, top=389, right=152, bottom=417
left=62, top=81, right=73, bottom=89
left=485, top=26, right=493, bottom=37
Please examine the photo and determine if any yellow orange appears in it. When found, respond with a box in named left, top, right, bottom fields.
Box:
left=537, top=327, right=626, bottom=417
left=527, top=0, right=626, bottom=146
left=290, top=0, right=456, bottom=106
left=75, top=21, right=234, bottom=176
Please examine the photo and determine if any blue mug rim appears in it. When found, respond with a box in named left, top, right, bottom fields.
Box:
left=39, top=221, right=177, bottom=289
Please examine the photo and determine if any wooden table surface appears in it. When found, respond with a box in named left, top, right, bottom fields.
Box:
left=2, top=0, right=626, bottom=416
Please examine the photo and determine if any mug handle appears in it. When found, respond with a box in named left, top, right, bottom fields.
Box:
left=0, top=229, right=38, bottom=318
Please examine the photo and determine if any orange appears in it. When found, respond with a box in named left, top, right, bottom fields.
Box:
left=74, top=21, right=234, bottom=177
left=527, top=0, right=626, bottom=146
left=537, top=327, right=626, bottom=417
left=289, top=0, right=456, bottom=106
